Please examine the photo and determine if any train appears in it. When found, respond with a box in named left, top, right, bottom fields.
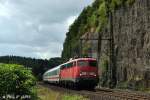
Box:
left=43, top=58, right=99, bottom=89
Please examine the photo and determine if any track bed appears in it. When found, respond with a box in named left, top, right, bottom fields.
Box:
left=39, top=82, right=150, bottom=100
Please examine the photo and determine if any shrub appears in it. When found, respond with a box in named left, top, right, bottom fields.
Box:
left=0, top=63, right=37, bottom=100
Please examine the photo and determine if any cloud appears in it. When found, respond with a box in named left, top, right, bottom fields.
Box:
left=0, top=0, right=93, bottom=59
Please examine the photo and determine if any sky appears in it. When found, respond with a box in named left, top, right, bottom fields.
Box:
left=0, top=0, right=93, bottom=59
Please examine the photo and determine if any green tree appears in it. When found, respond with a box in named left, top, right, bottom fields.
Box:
left=0, top=56, right=63, bottom=80
left=0, top=63, right=37, bottom=100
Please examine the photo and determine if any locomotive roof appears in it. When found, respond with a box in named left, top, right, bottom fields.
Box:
left=61, top=58, right=97, bottom=65
left=43, top=58, right=97, bottom=75
left=69, top=58, right=96, bottom=62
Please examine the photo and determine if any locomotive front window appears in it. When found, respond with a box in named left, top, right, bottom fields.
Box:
left=89, top=61, right=97, bottom=67
left=78, top=60, right=97, bottom=67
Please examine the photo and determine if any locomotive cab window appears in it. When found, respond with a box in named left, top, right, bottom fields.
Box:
left=67, top=62, right=73, bottom=68
left=77, top=60, right=97, bottom=67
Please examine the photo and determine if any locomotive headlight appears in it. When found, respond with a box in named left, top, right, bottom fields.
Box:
left=80, top=72, right=87, bottom=76
left=80, top=72, right=97, bottom=76
left=89, top=72, right=96, bottom=76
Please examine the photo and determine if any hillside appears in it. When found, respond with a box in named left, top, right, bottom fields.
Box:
left=0, top=56, right=63, bottom=79
left=62, top=0, right=135, bottom=60
left=61, top=0, right=150, bottom=91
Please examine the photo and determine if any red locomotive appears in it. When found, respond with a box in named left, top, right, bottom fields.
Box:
left=43, top=58, right=99, bottom=89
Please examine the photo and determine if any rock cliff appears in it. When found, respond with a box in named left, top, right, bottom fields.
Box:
left=98, top=0, right=150, bottom=90
left=62, top=0, right=150, bottom=90
left=112, top=0, right=150, bottom=89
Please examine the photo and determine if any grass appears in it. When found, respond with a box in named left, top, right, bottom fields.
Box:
left=37, top=85, right=60, bottom=100
left=62, top=94, right=89, bottom=100
left=37, top=85, right=89, bottom=100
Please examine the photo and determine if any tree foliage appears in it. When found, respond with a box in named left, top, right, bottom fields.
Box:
left=0, top=63, right=36, bottom=100
left=0, top=56, right=63, bottom=80
left=61, top=0, right=136, bottom=59
left=61, top=0, right=136, bottom=88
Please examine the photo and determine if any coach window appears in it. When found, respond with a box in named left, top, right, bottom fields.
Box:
left=60, top=65, right=63, bottom=69
left=54, top=71, right=56, bottom=75
left=57, top=70, right=59, bottom=74
left=55, top=70, right=57, bottom=75
left=56, top=70, right=58, bottom=74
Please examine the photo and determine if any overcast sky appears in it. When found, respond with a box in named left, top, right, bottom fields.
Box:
left=0, top=0, right=93, bottom=59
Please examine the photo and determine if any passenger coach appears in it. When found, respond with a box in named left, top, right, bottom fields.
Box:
left=43, top=65, right=60, bottom=84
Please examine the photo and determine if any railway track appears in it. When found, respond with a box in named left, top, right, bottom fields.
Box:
left=39, top=82, right=150, bottom=100
left=80, top=89, right=150, bottom=100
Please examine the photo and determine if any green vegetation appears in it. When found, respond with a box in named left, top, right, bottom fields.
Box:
left=0, top=63, right=37, bottom=100
left=116, top=80, right=150, bottom=92
left=99, top=57, right=109, bottom=87
left=61, top=0, right=136, bottom=60
left=61, top=0, right=136, bottom=89
left=37, top=85, right=88, bottom=100
left=126, top=0, right=135, bottom=5
left=0, top=56, right=63, bottom=80
left=62, top=94, right=89, bottom=100
left=116, top=81, right=129, bottom=89
left=37, top=85, right=60, bottom=100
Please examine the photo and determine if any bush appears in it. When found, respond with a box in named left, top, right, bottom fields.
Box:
left=0, top=63, right=37, bottom=100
